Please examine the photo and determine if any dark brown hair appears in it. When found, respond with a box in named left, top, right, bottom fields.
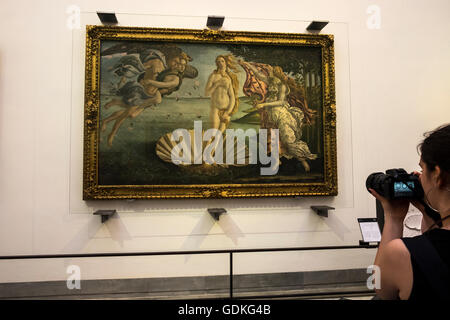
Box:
left=418, top=123, right=450, bottom=186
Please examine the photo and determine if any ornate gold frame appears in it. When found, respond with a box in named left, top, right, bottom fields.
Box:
left=83, top=25, right=337, bottom=200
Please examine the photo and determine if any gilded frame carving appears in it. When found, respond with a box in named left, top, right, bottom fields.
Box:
left=83, top=25, right=337, bottom=200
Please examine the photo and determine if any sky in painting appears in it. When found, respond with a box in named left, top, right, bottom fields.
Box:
left=101, top=41, right=248, bottom=98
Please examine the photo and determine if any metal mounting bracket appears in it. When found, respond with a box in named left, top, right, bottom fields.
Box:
left=97, top=11, right=118, bottom=25
left=208, top=208, right=227, bottom=221
left=207, top=16, right=225, bottom=30
left=306, top=21, right=328, bottom=33
left=311, top=205, right=334, bottom=218
left=93, top=210, right=117, bottom=223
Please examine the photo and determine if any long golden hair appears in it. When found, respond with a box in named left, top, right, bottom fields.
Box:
left=215, top=54, right=240, bottom=114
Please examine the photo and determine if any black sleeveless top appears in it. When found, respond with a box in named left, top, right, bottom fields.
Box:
left=403, top=229, right=450, bottom=300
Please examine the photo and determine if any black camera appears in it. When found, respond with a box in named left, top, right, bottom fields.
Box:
left=366, top=168, right=424, bottom=200
left=366, top=168, right=442, bottom=226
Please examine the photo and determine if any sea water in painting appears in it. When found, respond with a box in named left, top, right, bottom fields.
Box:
left=98, top=41, right=324, bottom=185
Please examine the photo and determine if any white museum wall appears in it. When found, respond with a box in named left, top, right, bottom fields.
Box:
left=0, top=0, right=449, bottom=283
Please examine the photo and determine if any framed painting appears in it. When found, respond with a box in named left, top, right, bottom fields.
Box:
left=83, top=25, right=337, bottom=199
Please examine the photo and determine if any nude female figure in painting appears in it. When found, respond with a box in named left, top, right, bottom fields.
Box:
left=204, top=54, right=240, bottom=133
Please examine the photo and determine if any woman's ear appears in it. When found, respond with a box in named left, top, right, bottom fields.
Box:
left=434, top=165, right=448, bottom=189
left=433, top=165, right=441, bottom=185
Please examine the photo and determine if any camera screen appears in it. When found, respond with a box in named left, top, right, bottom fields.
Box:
left=393, top=181, right=415, bottom=197
left=359, top=221, right=381, bottom=243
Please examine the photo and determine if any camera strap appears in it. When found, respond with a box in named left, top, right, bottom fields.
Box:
left=402, top=235, right=450, bottom=299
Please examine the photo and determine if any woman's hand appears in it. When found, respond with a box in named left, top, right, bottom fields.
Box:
left=218, top=111, right=230, bottom=123
left=409, top=171, right=437, bottom=232
left=410, top=171, right=426, bottom=213
left=369, top=188, right=410, bottom=222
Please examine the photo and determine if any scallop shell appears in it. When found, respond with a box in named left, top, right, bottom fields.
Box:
left=156, top=129, right=252, bottom=167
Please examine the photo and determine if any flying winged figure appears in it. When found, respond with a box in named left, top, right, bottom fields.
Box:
left=100, top=42, right=198, bottom=146
left=108, top=54, right=146, bottom=90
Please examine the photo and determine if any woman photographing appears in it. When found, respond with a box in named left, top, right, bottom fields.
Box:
left=369, top=123, right=450, bottom=300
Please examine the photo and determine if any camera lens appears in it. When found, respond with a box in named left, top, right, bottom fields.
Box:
left=366, top=172, right=381, bottom=190
left=366, top=172, right=388, bottom=197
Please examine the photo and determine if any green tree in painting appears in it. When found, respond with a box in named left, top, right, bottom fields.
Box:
left=226, top=44, right=321, bottom=89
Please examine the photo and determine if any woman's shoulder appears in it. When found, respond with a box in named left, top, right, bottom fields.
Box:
left=208, top=71, right=221, bottom=79
left=387, top=239, right=411, bottom=255
left=210, top=71, right=229, bottom=80
left=382, top=239, right=412, bottom=270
